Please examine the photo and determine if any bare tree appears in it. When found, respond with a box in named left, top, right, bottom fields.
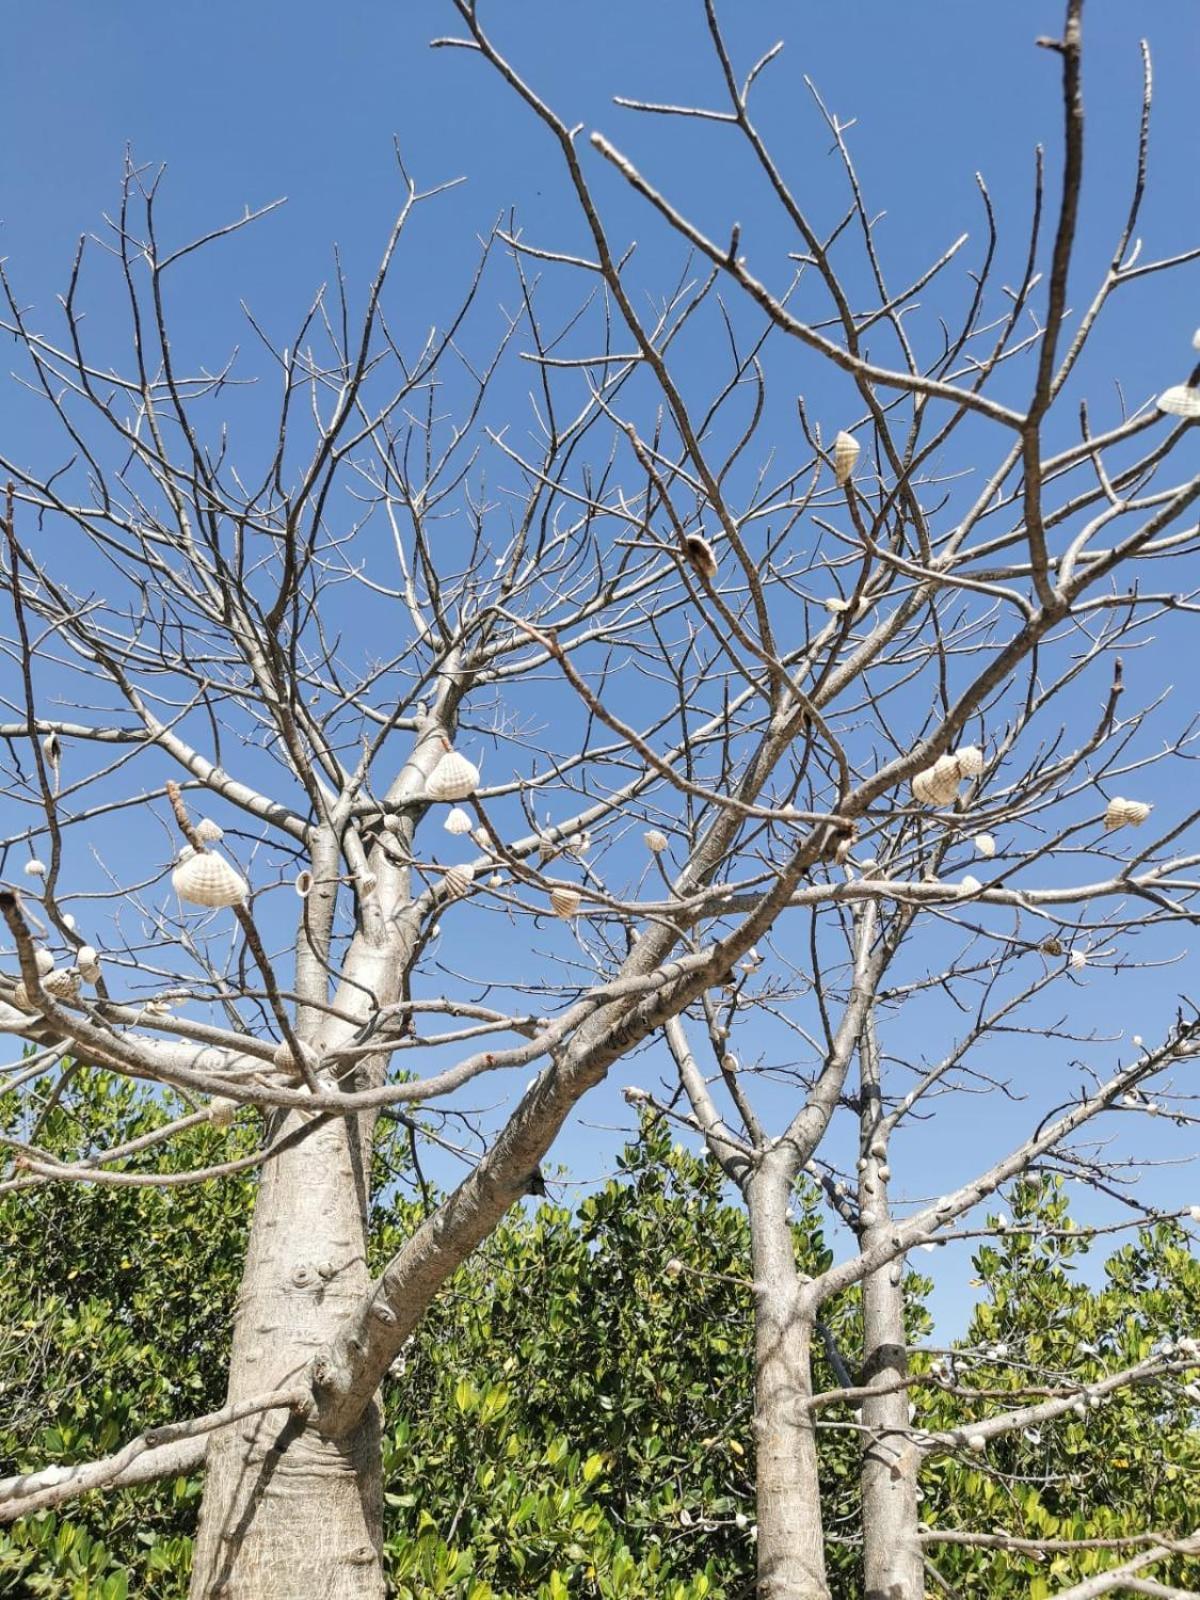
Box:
left=2, top=1, right=1198, bottom=1597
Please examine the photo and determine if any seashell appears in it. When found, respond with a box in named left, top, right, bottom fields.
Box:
left=42, top=731, right=61, bottom=768
left=172, top=850, right=248, bottom=909
left=440, top=863, right=475, bottom=900
left=721, top=1053, right=740, bottom=1073
left=967, top=1435, right=986, bottom=1453
left=472, top=825, right=494, bottom=850
left=536, top=833, right=561, bottom=865
left=24, top=859, right=46, bottom=878
left=832, top=430, right=861, bottom=486
left=912, top=754, right=962, bottom=806
left=824, top=596, right=851, bottom=614
left=76, top=945, right=101, bottom=983
left=294, top=870, right=313, bottom=899
left=644, top=829, right=669, bottom=854
left=62, top=915, right=76, bottom=931
left=959, top=875, right=982, bottom=896
left=426, top=750, right=480, bottom=802
left=682, top=534, right=718, bottom=580
left=14, top=966, right=80, bottom=1010
left=443, top=807, right=472, bottom=836
left=973, top=833, right=996, bottom=858
left=550, top=885, right=581, bottom=919
left=194, top=817, right=224, bottom=843
left=1103, top=795, right=1152, bottom=831
left=1040, top=936, right=1064, bottom=957
left=35, top=949, right=55, bottom=976
left=1069, top=948, right=1087, bottom=970
left=1157, top=384, right=1200, bottom=419
left=954, top=745, right=984, bottom=778
left=488, top=872, right=505, bottom=888
left=208, top=1096, right=237, bottom=1128
left=273, top=1039, right=318, bottom=1078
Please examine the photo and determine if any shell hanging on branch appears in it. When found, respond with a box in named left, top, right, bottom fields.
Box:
left=194, top=817, right=224, bottom=843
left=472, top=825, right=494, bottom=851
left=550, top=886, right=581, bottom=919
left=208, top=1096, right=237, bottom=1128
left=832, top=430, right=861, bottom=487
left=172, top=848, right=248, bottom=909
left=644, top=829, right=669, bottom=854
left=681, top=534, right=718, bottom=581
left=440, top=863, right=475, bottom=900
left=911, top=754, right=962, bottom=807
left=1157, top=383, right=1200, bottom=419
left=443, top=807, right=472, bottom=836
left=426, top=750, right=480, bottom=802
left=14, top=966, right=80, bottom=1010
left=973, top=833, right=997, bottom=858
left=955, top=745, right=984, bottom=777
left=273, top=1039, right=320, bottom=1078
left=76, top=945, right=101, bottom=984
left=1069, top=948, right=1088, bottom=970
left=23, top=859, right=46, bottom=878
left=959, top=875, right=983, bottom=896
left=1103, top=796, right=1152, bottom=831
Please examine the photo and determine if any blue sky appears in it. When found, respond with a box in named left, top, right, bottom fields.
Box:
left=2, top=2, right=1199, bottom=1332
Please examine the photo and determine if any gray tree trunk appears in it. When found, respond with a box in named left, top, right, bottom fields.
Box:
left=747, top=1166, right=830, bottom=1600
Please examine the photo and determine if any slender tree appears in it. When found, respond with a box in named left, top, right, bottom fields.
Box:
left=2, top=1, right=1199, bottom=1596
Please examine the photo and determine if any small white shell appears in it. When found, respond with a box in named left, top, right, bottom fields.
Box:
left=824, top=596, right=851, bottom=615
left=443, top=807, right=473, bottom=836
left=208, top=1096, right=237, bottom=1128
left=76, top=945, right=101, bottom=983
left=911, top=754, right=962, bottom=806
left=488, top=872, right=505, bottom=888
left=35, top=949, right=55, bottom=976
left=23, top=859, right=46, bottom=878
left=954, top=745, right=984, bottom=778
left=959, top=875, right=983, bottom=896
left=721, top=1052, right=740, bottom=1073
left=194, top=818, right=224, bottom=843
left=1069, top=948, right=1088, bottom=970
left=973, top=833, right=996, bottom=858
left=1103, top=796, right=1152, bottom=831
left=440, top=863, right=475, bottom=900
left=294, top=870, right=314, bottom=899
left=273, top=1039, right=318, bottom=1077
left=62, top=914, right=76, bottom=931
left=172, top=850, right=248, bottom=909
left=426, top=750, right=480, bottom=802
left=1193, top=329, right=1200, bottom=352
left=967, top=1435, right=986, bottom=1453
left=1157, top=384, right=1200, bottom=419
left=550, top=885, right=581, bottom=919
left=472, top=825, right=494, bottom=850
left=644, top=829, right=669, bottom=854
left=832, top=430, right=861, bottom=487
left=14, top=966, right=80, bottom=1010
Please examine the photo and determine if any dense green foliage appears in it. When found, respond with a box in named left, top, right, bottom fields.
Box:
left=1, top=1072, right=1196, bottom=1597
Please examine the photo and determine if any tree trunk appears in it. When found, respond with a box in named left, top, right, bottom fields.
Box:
left=747, top=1168, right=830, bottom=1600
left=188, top=1109, right=384, bottom=1599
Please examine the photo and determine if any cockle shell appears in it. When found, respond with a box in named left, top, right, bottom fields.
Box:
left=682, top=534, right=718, bottom=580
left=911, top=755, right=962, bottom=806
left=644, top=829, right=669, bottom=854
left=23, top=859, right=46, bottom=878
left=194, top=817, right=224, bottom=843
left=973, top=833, right=996, bottom=858
left=76, top=945, right=101, bottom=983
left=208, top=1096, right=237, bottom=1127
left=1157, top=384, right=1200, bottom=419
left=959, top=875, right=983, bottom=896
left=273, top=1039, right=319, bottom=1077
left=550, top=886, right=581, bottom=919
left=1069, top=948, right=1088, bottom=970
left=955, top=745, right=984, bottom=777
left=1104, top=796, right=1152, bottom=831
left=444, top=807, right=472, bottom=836
left=172, top=849, right=248, bottom=909
left=472, top=825, right=494, bottom=850
left=426, top=750, right=480, bottom=802
left=35, top=950, right=55, bottom=976
left=832, top=430, right=860, bottom=487
left=440, top=863, right=475, bottom=900
left=14, top=966, right=80, bottom=1010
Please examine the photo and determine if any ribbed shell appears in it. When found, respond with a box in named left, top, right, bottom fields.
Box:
left=472, top=825, right=494, bottom=850
left=643, top=829, right=669, bottom=854
left=426, top=750, right=480, bottom=802
left=441, top=863, right=475, bottom=900
left=194, top=817, right=224, bottom=843
left=35, top=949, right=55, bottom=976
left=973, top=833, right=997, bottom=858
left=172, top=850, right=248, bottom=909
left=959, top=875, right=983, bottom=896
left=550, top=886, right=581, bottom=918
left=832, top=430, right=861, bottom=487
left=1104, top=795, right=1152, bottom=830
left=23, top=859, right=46, bottom=878
left=911, top=754, right=962, bottom=806
left=14, top=967, right=80, bottom=1010
left=1069, top=948, right=1088, bottom=970
left=208, top=1096, right=237, bottom=1128
left=77, top=945, right=101, bottom=983
left=444, top=806, right=472, bottom=835
left=1157, top=384, right=1200, bottom=419
left=273, top=1039, right=318, bottom=1077
left=954, top=744, right=984, bottom=777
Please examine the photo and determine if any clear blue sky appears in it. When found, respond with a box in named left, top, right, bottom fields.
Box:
left=2, top=2, right=1198, bottom=1331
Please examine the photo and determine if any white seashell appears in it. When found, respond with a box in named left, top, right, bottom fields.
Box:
left=644, top=829, right=669, bottom=854
left=42, top=731, right=62, bottom=767
left=35, top=949, right=55, bottom=976
left=1193, top=330, right=1200, bottom=352
left=472, top=826, right=494, bottom=850
left=912, top=754, right=962, bottom=806
left=832, top=430, right=860, bottom=486
left=1069, top=948, right=1087, bottom=970
left=1157, top=384, right=1200, bottom=419
left=488, top=872, right=505, bottom=888
left=443, top=807, right=472, bottom=836
left=294, top=870, right=313, bottom=899
left=76, top=945, right=101, bottom=983
left=824, top=596, right=851, bottom=614
left=208, top=1096, right=237, bottom=1127
left=194, top=818, right=224, bottom=843
left=973, top=833, right=996, bottom=858
left=426, top=750, right=480, bottom=802
left=272, top=1039, right=319, bottom=1077
left=1104, top=795, right=1152, bottom=830
left=954, top=745, right=984, bottom=777
left=721, top=1053, right=740, bottom=1073
left=24, top=859, right=46, bottom=878
left=440, top=863, right=475, bottom=900
left=62, top=914, right=76, bottom=931
left=172, top=850, right=248, bottom=909
left=14, top=966, right=80, bottom=1009
left=967, top=1435, right=986, bottom=1453
left=550, top=885, right=582, bottom=919
left=1189, top=1205, right=1200, bottom=1223
left=682, top=534, right=718, bottom=580
left=959, top=875, right=983, bottom=896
